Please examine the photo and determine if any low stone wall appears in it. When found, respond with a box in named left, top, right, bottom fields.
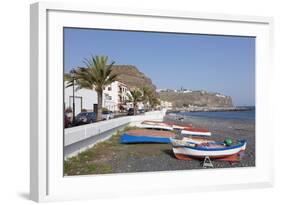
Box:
left=64, top=110, right=166, bottom=159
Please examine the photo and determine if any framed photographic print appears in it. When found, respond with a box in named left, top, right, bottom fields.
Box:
left=30, top=2, right=274, bottom=202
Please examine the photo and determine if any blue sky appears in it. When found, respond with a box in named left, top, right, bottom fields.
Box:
left=64, top=28, right=255, bottom=106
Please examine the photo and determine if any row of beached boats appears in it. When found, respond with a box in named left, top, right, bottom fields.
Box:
left=120, top=120, right=246, bottom=162
left=138, top=120, right=212, bottom=136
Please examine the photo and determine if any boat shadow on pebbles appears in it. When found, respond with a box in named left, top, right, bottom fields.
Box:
left=162, top=149, right=176, bottom=158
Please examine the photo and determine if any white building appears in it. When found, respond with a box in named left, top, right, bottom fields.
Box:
left=103, top=81, right=129, bottom=112
left=160, top=100, right=173, bottom=109
left=64, top=81, right=130, bottom=114
left=182, top=90, right=192, bottom=93
left=64, top=84, right=97, bottom=114
left=215, top=93, right=226, bottom=98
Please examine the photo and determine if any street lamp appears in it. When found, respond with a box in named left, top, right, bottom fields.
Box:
left=70, top=69, right=76, bottom=124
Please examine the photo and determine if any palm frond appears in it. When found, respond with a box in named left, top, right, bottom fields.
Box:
left=73, top=55, right=118, bottom=93
left=127, top=89, right=143, bottom=104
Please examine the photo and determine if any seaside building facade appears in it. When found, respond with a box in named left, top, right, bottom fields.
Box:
left=64, top=84, right=97, bottom=114
left=160, top=100, right=173, bottom=109
left=102, top=81, right=130, bottom=111
left=64, top=81, right=131, bottom=114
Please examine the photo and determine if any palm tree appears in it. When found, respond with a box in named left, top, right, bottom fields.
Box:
left=149, top=96, right=161, bottom=109
left=140, top=86, right=153, bottom=110
left=69, top=55, right=117, bottom=121
left=127, top=89, right=143, bottom=115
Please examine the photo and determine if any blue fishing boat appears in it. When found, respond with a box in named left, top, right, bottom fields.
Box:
left=120, top=129, right=176, bottom=144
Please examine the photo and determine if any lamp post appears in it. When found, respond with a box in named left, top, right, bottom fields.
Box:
left=70, top=69, right=76, bottom=125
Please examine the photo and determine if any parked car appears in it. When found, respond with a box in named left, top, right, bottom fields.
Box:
left=138, top=109, right=145, bottom=114
left=127, top=108, right=135, bottom=115
left=102, top=110, right=114, bottom=120
left=75, top=112, right=96, bottom=125
left=64, top=114, right=71, bottom=128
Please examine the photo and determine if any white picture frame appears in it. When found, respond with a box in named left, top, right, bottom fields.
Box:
left=30, top=2, right=274, bottom=202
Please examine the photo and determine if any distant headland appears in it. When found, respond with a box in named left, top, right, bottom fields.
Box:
left=157, top=88, right=233, bottom=108
left=166, top=106, right=254, bottom=113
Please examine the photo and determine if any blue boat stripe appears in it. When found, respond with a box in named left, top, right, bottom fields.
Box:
left=120, top=134, right=171, bottom=143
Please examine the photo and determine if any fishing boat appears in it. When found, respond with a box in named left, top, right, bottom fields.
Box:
left=140, top=120, right=192, bottom=131
left=139, top=121, right=173, bottom=131
left=120, top=129, right=176, bottom=144
left=181, top=127, right=211, bottom=136
left=165, top=121, right=193, bottom=130
left=172, top=140, right=247, bottom=161
left=170, top=137, right=215, bottom=147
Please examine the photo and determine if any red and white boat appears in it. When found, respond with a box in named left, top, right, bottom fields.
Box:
left=165, top=121, right=193, bottom=130
left=181, top=127, right=211, bottom=136
left=173, top=140, right=247, bottom=161
left=140, top=121, right=211, bottom=136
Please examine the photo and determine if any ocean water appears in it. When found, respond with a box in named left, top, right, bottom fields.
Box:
left=177, top=110, right=255, bottom=122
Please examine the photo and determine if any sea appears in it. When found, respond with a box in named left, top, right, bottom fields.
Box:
left=176, top=109, right=255, bottom=122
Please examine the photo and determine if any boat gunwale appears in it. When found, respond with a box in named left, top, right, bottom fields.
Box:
left=176, top=140, right=247, bottom=151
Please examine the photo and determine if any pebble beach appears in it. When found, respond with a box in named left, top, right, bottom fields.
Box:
left=64, top=112, right=255, bottom=175
left=113, top=114, right=255, bottom=173
left=164, top=113, right=255, bottom=168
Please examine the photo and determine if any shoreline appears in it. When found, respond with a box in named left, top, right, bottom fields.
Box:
left=167, top=106, right=254, bottom=113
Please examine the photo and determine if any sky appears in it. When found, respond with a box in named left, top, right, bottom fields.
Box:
left=64, top=28, right=255, bottom=106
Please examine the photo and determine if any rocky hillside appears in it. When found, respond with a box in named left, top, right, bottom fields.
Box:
left=111, top=65, right=156, bottom=91
left=110, top=65, right=232, bottom=107
left=159, top=90, right=233, bottom=107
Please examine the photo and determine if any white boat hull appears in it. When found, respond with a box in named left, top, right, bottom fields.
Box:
left=181, top=129, right=211, bottom=136
left=171, top=125, right=188, bottom=130
left=139, top=124, right=173, bottom=131
left=173, top=141, right=247, bottom=159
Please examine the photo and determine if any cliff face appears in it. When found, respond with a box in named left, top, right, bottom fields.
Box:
left=159, top=90, right=233, bottom=107
left=111, top=65, right=156, bottom=91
